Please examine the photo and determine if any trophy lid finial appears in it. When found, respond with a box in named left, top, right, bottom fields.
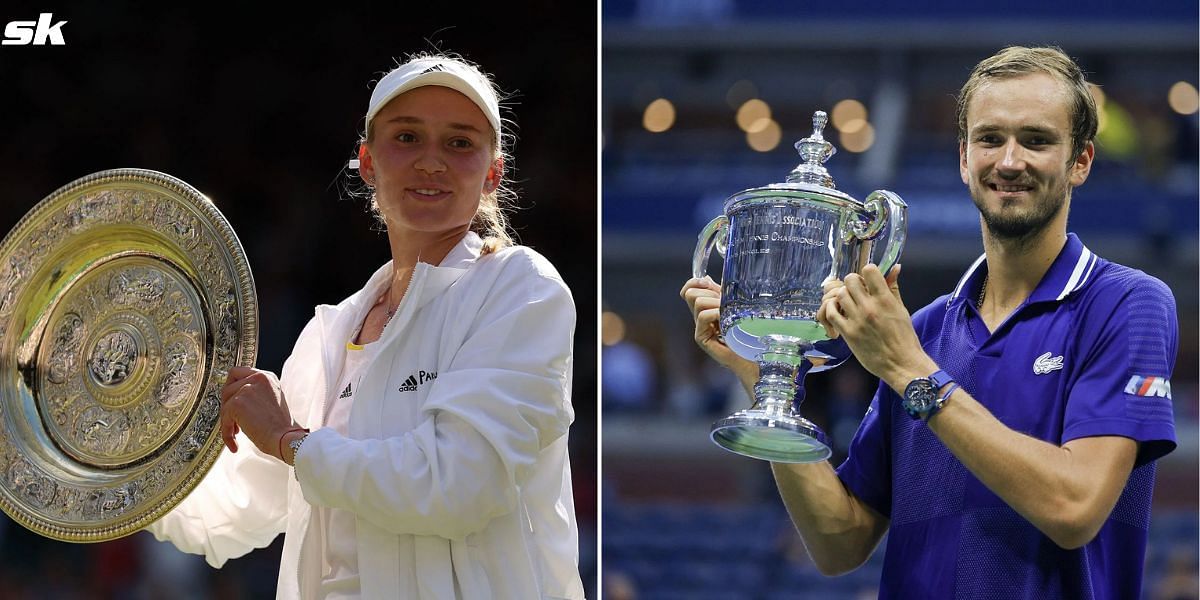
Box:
left=786, top=111, right=838, bottom=188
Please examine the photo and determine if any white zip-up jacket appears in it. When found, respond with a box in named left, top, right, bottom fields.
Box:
left=148, top=232, right=585, bottom=599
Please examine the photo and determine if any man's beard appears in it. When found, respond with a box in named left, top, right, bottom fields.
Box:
left=970, top=178, right=1069, bottom=243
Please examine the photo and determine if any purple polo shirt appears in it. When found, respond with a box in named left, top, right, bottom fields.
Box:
left=836, top=233, right=1178, bottom=599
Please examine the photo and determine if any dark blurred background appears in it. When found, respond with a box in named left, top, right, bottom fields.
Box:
left=601, top=1, right=1198, bottom=599
left=0, top=2, right=597, bottom=598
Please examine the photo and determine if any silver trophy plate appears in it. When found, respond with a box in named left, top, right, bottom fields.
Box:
left=0, top=169, right=257, bottom=542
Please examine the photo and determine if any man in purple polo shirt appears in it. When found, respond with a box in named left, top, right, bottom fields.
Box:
left=682, top=46, right=1177, bottom=598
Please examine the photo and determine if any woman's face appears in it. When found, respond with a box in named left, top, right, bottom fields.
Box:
left=360, top=86, right=501, bottom=238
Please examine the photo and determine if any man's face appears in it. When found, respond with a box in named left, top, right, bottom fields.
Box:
left=958, top=72, right=1094, bottom=241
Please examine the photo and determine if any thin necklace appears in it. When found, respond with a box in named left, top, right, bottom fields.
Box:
left=977, top=274, right=988, bottom=309
left=377, top=290, right=398, bottom=321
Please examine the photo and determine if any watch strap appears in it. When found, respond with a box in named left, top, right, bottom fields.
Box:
left=288, top=432, right=309, bottom=468
left=928, top=369, right=953, bottom=389
left=925, top=382, right=959, bottom=420
left=277, top=426, right=308, bottom=463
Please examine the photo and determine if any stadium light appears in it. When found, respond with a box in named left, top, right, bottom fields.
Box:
left=831, top=99, right=868, bottom=134
left=1168, top=81, right=1199, bottom=115
left=746, top=119, right=782, bottom=152
left=840, top=122, right=875, bottom=153
left=736, top=99, right=771, bottom=132
left=643, top=98, right=676, bottom=133
left=601, top=311, right=627, bottom=346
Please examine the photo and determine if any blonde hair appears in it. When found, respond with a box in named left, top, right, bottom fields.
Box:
left=359, top=53, right=517, bottom=255
left=956, top=46, right=1098, bottom=162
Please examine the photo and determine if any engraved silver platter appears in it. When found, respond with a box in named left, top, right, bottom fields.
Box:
left=0, top=169, right=257, bottom=542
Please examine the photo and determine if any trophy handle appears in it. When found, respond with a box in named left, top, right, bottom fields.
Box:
left=692, top=215, right=729, bottom=279
left=860, top=190, right=908, bottom=276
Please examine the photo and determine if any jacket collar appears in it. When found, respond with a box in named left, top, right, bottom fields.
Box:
left=318, top=231, right=483, bottom=325
left=948, top=232, right=1098, bottom=309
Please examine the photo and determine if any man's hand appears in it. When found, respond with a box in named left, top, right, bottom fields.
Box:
left=815, top=275, right=846, bottom=340
left=817, top=264, right=931, bottom=386
left=219, top=366, right=294, bottom=461
left=680, top=276, right=759, bottom=385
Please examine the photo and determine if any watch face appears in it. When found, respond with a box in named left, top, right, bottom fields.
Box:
left=904, top=378, right=937, bottom=410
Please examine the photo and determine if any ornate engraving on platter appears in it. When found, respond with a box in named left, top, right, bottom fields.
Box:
left=0, top=169, right=258, bottom=541
left=157, top=337, right=200, bottom=409
left=215, top=288, right=239, bottom=364
left=108, top=269, right=166, bottom=306
left=48, top=313, right=86, bottom=384
left=38, top=257, right=207, bottom=469
left=88, top=330, right=138, bottom=385
left=73, top=405, right=132, bottom=456
left=8, top=459, right=57, bottom=508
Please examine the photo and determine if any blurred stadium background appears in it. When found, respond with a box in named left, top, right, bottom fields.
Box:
left=601, top=1, right=1198, bottom=598
left=0, top=2, right=596, bottom=598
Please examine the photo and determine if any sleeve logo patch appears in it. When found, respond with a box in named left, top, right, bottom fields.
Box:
left=1124, top=375, right=1172, bottom=399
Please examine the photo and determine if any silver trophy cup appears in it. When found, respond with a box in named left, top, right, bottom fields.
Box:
left=693, top=111, right=907, bottom=463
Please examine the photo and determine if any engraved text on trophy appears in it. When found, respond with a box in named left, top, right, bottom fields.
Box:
left=721, top=204, right=837, bottom=341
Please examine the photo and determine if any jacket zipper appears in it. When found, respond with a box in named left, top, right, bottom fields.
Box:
left=294, top=264, right=421, bottom=597
left=380, top=263, right=421, bottom=339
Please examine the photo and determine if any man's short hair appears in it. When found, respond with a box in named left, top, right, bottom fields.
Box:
left=956, top=46, right=1099, bottom=161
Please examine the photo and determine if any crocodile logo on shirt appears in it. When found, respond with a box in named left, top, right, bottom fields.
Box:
left=398, top=369, right=438, bottom=392
left=1032, top=352, right=1064, bottom=375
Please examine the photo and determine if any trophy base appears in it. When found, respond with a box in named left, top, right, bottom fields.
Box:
left=710, top=410, right=831, bottom=463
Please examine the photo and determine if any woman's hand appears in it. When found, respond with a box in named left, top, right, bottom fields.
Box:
left=219, top=366, right=294, bottom=461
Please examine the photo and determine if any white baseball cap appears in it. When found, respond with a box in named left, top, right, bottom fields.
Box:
left=364, top=57, right=501, bottom=140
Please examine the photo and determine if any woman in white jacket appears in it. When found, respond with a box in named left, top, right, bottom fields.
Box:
left=148, top=54, right=585, bottom=600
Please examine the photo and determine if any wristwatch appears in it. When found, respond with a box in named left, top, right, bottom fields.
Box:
left=901, top=369, right=956, bottom=420
left=288, top=433, right=309, bottom=467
